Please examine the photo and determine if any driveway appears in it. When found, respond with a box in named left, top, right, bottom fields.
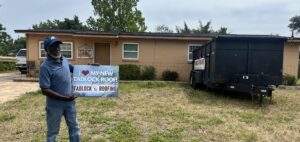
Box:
left=0, top=72, right=39, bottom=103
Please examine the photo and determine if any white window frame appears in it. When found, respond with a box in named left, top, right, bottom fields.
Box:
left=77, top=45, right=94, bottom=59
left=188, top=44, right=203, bottom=62
left=39, top=41, right=73, bottom=59
left=122, top=43, right=139, bottom=60
left=38, top=41, right=46, bottom=59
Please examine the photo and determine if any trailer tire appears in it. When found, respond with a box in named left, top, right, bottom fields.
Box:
left=190, top=76, right=198, bottom=89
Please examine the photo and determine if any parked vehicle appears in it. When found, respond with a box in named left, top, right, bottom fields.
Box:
left=16, top=49, right=27, bottom=74
left=190, top=35, right=286, bottom=105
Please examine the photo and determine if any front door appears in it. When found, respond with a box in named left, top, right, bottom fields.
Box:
left=95, top=43, right=110, bottom=65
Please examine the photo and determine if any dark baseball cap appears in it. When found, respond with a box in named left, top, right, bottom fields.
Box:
left=43, top=36, right=62, bottom=52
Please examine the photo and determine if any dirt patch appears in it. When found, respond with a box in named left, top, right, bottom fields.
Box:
left=0, top=72, right=39, bottom=103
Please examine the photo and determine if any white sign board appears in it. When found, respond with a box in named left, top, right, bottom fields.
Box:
left=194, top=58, right=205, bottom=70
left=72, top=65, right=119, bottom=97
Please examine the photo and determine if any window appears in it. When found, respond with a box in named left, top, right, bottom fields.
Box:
left=188, top=44, right=202, bottom=62
left=39, top=41, right=73, bottom=59
left=77, top=46, right=93, bottom=58
left=39, top=41, right=46, bottom=58
left=122, top=43, right=139, bottom=60
left=60, top=42, right=73, bottom=59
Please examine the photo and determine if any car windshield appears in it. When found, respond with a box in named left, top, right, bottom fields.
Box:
left=17, top=50, right=26, bottom=57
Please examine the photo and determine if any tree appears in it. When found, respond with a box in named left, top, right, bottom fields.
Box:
left=155, top=25, right=173, bottom=33
left=176, top=22, right=191, bottom=34
left=87, top=0, right=147, bottom=32
left=217, top=27, right=228, bottom=35
left=12, top=37, right=26, bottom=54
left=0, top=23, right=13, bottom=56
left=288, top=15, right=300, bottom=37
left=176, top=21, right=228, bottom=35
left=32, top=15, right=88, bottom=30
left=193, top=21, right=214, bottom=34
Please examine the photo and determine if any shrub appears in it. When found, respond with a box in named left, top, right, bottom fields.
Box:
left=0, top=61, right=15, bottom=72
left=162, top=70, right=179, bottom=81
left=141, top=66, right=156, bottom=80
left=283, top=74, right=297, bottom=86
left=119, top=64, right=141, bottom=80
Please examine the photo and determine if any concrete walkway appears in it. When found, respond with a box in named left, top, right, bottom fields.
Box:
left=0, top=72, right=39, bottom=103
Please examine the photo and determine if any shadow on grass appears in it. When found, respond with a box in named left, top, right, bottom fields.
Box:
left=180, top=84, right=267, bottom=108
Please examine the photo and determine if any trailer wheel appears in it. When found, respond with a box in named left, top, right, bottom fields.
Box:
left=259, top=94, right=264, bottom=107
left=190, top=76, right=198, bottom=89
left=268, top=90, right=273, bottom=104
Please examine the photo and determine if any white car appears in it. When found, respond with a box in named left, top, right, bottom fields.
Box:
left=16, top=49, right=27, bottom=73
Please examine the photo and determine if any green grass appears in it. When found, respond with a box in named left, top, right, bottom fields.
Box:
left=0, top=113, right=16, bottom=122
left=149, top=128, right=184, bottom=142
left=0, top=82, right=299, bottom=141
left=297, top=79, right=300, bottom=85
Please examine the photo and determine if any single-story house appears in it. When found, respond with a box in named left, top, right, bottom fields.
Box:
left=15, top=29, right=300, bottom=81
left=284, top=38, right=300, bottom=78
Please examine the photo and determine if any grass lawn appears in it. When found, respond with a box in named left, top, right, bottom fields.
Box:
left=0, top=82, right=299, bottom=142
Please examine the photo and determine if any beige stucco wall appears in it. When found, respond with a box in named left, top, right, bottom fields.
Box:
left=26, top=34, right=94, bottom=65
left=283, top=42, right=300, bottom=78
left=26, top=34, right=300, bottom=81
left=26, top=34, right=206, bottom=81
left=110, top=39, right=206, bottom=81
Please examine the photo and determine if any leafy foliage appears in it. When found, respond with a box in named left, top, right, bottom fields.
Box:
left=155, top=25, right=173, bottom=33
left=283, top=74, right=297, bottom=86
left=0, top=23, right=26, bottom=56
left=176, top=22, right=191, bottom=34
left=0, top=23, right=13, bottom=56
left=288, top=15, right=300, bottom=37
left=0, top=61, right=16, bottom=72
left=192, top=21, right=214, bottom=34
left=119, top=64, right=141, bottom=80
left=162, top=70, right=179, bottom=81
left=87, top=0, right=147, bottom=32
left=119, top=64, right=157, bottom=80
left=11, top=37, right=26, bottom=55
left=217, top=27, right=228, bottom=35
left=140, top=66, right=156, bottom=80
left=176, top=21, right=228, bottom=35
left=32, top=15, right=88, bottom=30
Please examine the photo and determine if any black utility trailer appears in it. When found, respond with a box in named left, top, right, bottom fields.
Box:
left=190, top=35, right=286, bottom=104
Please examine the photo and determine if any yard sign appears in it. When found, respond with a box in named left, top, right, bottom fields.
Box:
left=72, top=65, right=119, bottom=97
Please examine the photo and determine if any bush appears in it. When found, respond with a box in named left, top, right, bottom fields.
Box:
left=119, top=64, right=141, bottom=80
left=283, top=74, right=297, bottom=86
left=162, top=70, right=179, bottom=81
left=141, top=66, right=156, bottom=80
left=0, top=61, right=15, bottom=72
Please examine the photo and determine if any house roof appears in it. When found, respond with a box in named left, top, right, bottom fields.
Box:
left=217, top=34, right=287, bottom=39
left=14, top=29, right=215, bottom=41
left=288, top=37, right=300, bottom=42
left=15, top=29, right=295, bottom=42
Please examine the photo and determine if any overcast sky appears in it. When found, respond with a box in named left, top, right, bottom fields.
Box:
left=0, top=0, right=300, bottom=38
